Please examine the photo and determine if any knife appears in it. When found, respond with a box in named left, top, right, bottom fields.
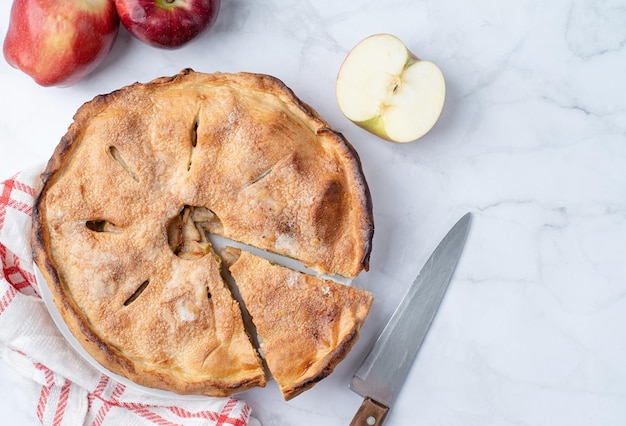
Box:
left=349, top=212, right=472, bottom=426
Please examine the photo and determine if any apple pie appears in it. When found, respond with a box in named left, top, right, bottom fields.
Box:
left=31, top=69, right=374, bottom=397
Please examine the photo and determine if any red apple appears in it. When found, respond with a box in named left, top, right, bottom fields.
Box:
left=115, top=0, right=220, bottom=49
left=3, top=0, right=120, bottom=87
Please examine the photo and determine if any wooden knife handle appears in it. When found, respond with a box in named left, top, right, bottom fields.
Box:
left=349, top=397, right=389, bottom=426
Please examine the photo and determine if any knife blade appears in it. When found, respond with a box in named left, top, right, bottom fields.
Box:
left=349, top=212, right=472, bottom=426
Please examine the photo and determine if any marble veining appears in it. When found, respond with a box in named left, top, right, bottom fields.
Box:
left=1, top=0, right=625, bottom=424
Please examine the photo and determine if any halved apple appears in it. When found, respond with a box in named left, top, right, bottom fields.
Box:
left=336, top=34, right=446, bottom=143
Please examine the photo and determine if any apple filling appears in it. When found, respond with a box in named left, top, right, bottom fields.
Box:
left=107, top=145, right=139, bottom=182
left=187, top=114, right=199, bottom=171
left=123, top=280, right=150, bottom=307
left=84, top=219, right=123, bottom=234
left=167, top=205, right=223, bottom=259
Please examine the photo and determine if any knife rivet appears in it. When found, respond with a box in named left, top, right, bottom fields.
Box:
left=366, top=416, right=376, bottom=425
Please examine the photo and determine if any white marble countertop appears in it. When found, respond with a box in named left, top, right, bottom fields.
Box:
left=1, top=0, right=626, bottom=425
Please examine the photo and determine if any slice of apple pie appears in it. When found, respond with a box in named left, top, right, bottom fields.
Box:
left=223, top=248, right=373, bottom=400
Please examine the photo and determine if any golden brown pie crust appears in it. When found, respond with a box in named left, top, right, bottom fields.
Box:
left=223, top=248, right=373, bottom=400
left=31, top=69, right=374, bottom=397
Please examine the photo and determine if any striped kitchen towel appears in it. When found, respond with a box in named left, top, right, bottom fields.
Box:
left=0, top=166, right=260, bottom=426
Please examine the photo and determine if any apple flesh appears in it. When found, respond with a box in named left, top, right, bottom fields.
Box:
left=336, top=34, right=446, bottom=143
left=3, top=0, right=119, bottom=87
left=115, top=0, right=220, bottom=49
